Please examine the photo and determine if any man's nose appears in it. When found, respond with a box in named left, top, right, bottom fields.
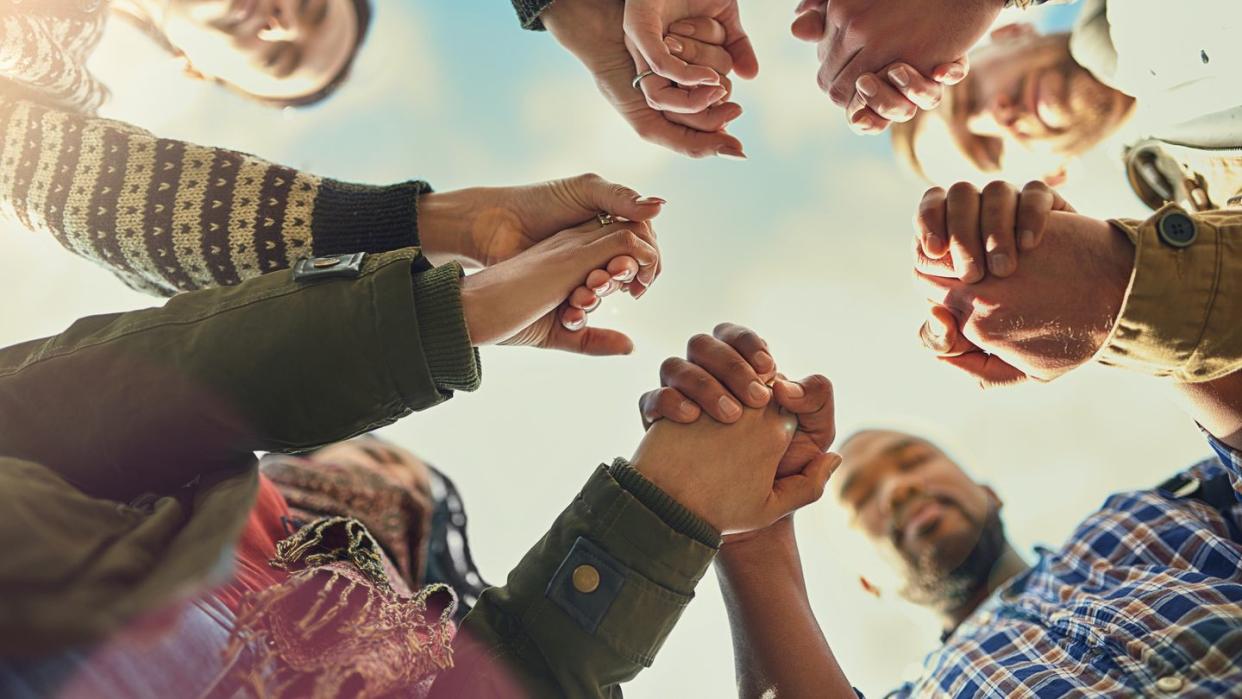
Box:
left=879, top=475, right=919, bottom=522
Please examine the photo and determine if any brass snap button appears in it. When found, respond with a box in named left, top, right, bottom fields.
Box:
left=312, top=256, right=341, bottom=269
left=572, top=564, right=600, bottom=594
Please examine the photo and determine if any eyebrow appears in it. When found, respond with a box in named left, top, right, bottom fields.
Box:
left=839, top=437, right=919, bottom=497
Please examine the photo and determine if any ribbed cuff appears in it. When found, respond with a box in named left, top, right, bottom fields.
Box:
left=512, top=0, right=555, bottom=29
left=608, top=458, right=721, bottom=549
left=411, top=262, right=482, bottom=393
left=311, top=179, right=432, bottom=256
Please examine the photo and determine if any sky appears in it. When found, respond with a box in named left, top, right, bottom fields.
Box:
left=0, top=2, right=1220, bottom=697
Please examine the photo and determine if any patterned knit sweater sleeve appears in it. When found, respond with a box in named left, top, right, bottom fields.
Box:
left=511, top=0, right=556, bottom=29
left=0, top=94, right=429, bottom=297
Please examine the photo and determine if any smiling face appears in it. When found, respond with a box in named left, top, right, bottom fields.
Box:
left=141, top=0, right=366, bottom=106
left=835, top=430, right=1007, bottom=611
left=894, top=26, right=1135, bottom=184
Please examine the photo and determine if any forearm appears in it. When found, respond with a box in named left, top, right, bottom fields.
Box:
left=716, top=520, right=855, bottom=699
left=0, top=249, right=479, bottom=501
left=430, top=460, right=719, bottom=698
left=0, top=95, right=428, bottom=297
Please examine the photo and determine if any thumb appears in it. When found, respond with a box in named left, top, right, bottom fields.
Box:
left=564, top=174, right=666, bottom=222
left=548, top=323, right=635, bottom=356
left=790, top=8, right=826, bottom=42
left=918, top=305, right=974, bottom=357
left=765, top=452, right=841, bottom=521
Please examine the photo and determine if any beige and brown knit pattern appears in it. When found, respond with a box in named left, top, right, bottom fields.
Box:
left=0, top=95, right=331, bottom=295
left=0, top=1, right=428, bottom=297
left=0, top=93, right=429, bottom=296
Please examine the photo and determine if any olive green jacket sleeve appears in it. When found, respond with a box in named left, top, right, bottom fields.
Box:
left=0, top=94, right=431, bottom=297
left=430, top=459, right=720, bottom=698
left=1098, top=205, right=1242, bottom=382
left=0, top=247, right=479, bottom=503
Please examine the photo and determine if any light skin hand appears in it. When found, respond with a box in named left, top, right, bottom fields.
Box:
left=847, top=58, right=968, bottom=134
left=459, top=220, right=659, bottom=356
left=913, top=210, right=1135, bottom=387
left=791, top=0, right=1002, bottom=122
left=915, top=180, right=1075, bottom=283
left=542, top=0, right=746, bottom=158
left=416, top=173, right=664, bottom=294
left=624, top=0, right=758, bottom=87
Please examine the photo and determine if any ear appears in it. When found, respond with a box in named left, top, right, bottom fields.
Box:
left=989, top=22, right=1039, bottom=45
left=982, top=484, right=1003, bottom=511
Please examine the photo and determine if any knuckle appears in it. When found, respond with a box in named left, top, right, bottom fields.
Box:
left=687, top=333, right=714, bottom=355
left=981, top=180, right=1013, bottom=197
left=576, top=172, right=603, bottom=186
left=659, top=356, right=684, bottom=378
left=1022, top=179, right=1048, bottom=193
left=948, top=181, right=979, bottom=198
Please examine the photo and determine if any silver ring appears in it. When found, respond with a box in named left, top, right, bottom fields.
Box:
left=597, top=212, right=617, bottom=227
left=632, top=70, right=657, bottom=91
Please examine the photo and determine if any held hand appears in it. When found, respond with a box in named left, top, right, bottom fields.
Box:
left=460, top=220, right=659, bottom=356
left=846, top=59, right=968, bottom=134
left=632, top=401, right=840, bottom=535
left=640, top=323, right=838, bottom=477
left=913, top=211, right=1135, bottom=386
left=915, top=180, right=1075, bottom=283
left=623, top=0, right=758, bottom=103
left=418, top=174, right=665, bottom=295
left=542, top=0, right=746, bottom=159
left=792, top=0, right=1001, bottom=114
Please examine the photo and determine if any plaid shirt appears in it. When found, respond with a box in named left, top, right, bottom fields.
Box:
left=889, top=438, right=1242, bottom=698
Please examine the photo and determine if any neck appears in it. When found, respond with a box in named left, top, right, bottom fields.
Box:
left=940, top=542, right=1028, bottom=633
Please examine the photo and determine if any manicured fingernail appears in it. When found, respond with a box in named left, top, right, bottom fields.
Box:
left=664, top=36, right=684, bottom=54
left=989, top=252, right=1012, bottom=276
left=565, top=316, right=585, bottom=331
left=944, top=65, right=966, bottom=82
left=1020, top=229, right=1036, bottom=250
left=927, top=233, right=945, bottom=253
left=747, top=381, right=770, bottom=403
left=719, top=396, right=742, bottom=418
left=856, top=74, right=879, bottom=97
left=708, top=87, right=727, bottom=101
left=888, top=66, right=910, bottom=87
left=636, top=196, right=666, bottom=205
left=754, top=350, right=774, bottom=371
left=613, top=269, right=636, bottom=282
left=782, top=380, right=804, bottom=398
left=716, top=146, right=747, bottom=160
left=679, top=400, right=696, bottom=417
left=669, top=21, right=695, bottom=36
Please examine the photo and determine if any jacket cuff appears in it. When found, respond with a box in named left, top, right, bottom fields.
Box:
left=1098, top=204, right=1242, bottom=382
left=411, top=262, right=482, bottom=393
left=608, top=458, right=721, bottom=548
left=311, top=180, right=432, bottom=256
left=512, top=0, right=555, bottom=29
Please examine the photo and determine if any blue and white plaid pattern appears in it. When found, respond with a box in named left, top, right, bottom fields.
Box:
left=890, top=439, right=1242, bottom=698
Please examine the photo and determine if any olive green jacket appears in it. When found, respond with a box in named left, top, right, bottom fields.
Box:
left=0, top=248, right=718, bottom=696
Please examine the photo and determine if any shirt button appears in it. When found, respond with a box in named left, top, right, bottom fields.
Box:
left=572, top=564, right=601, bottom=594
left=1156, top=676, right=1185, bottom=693
left=1157, top=211, right=1197, bottom=248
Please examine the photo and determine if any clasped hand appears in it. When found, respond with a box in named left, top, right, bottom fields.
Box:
left=632, top=323, right=841, bottom=536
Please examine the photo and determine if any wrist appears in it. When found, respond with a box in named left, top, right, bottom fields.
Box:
left=416, top=191, right=479, bottom=267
